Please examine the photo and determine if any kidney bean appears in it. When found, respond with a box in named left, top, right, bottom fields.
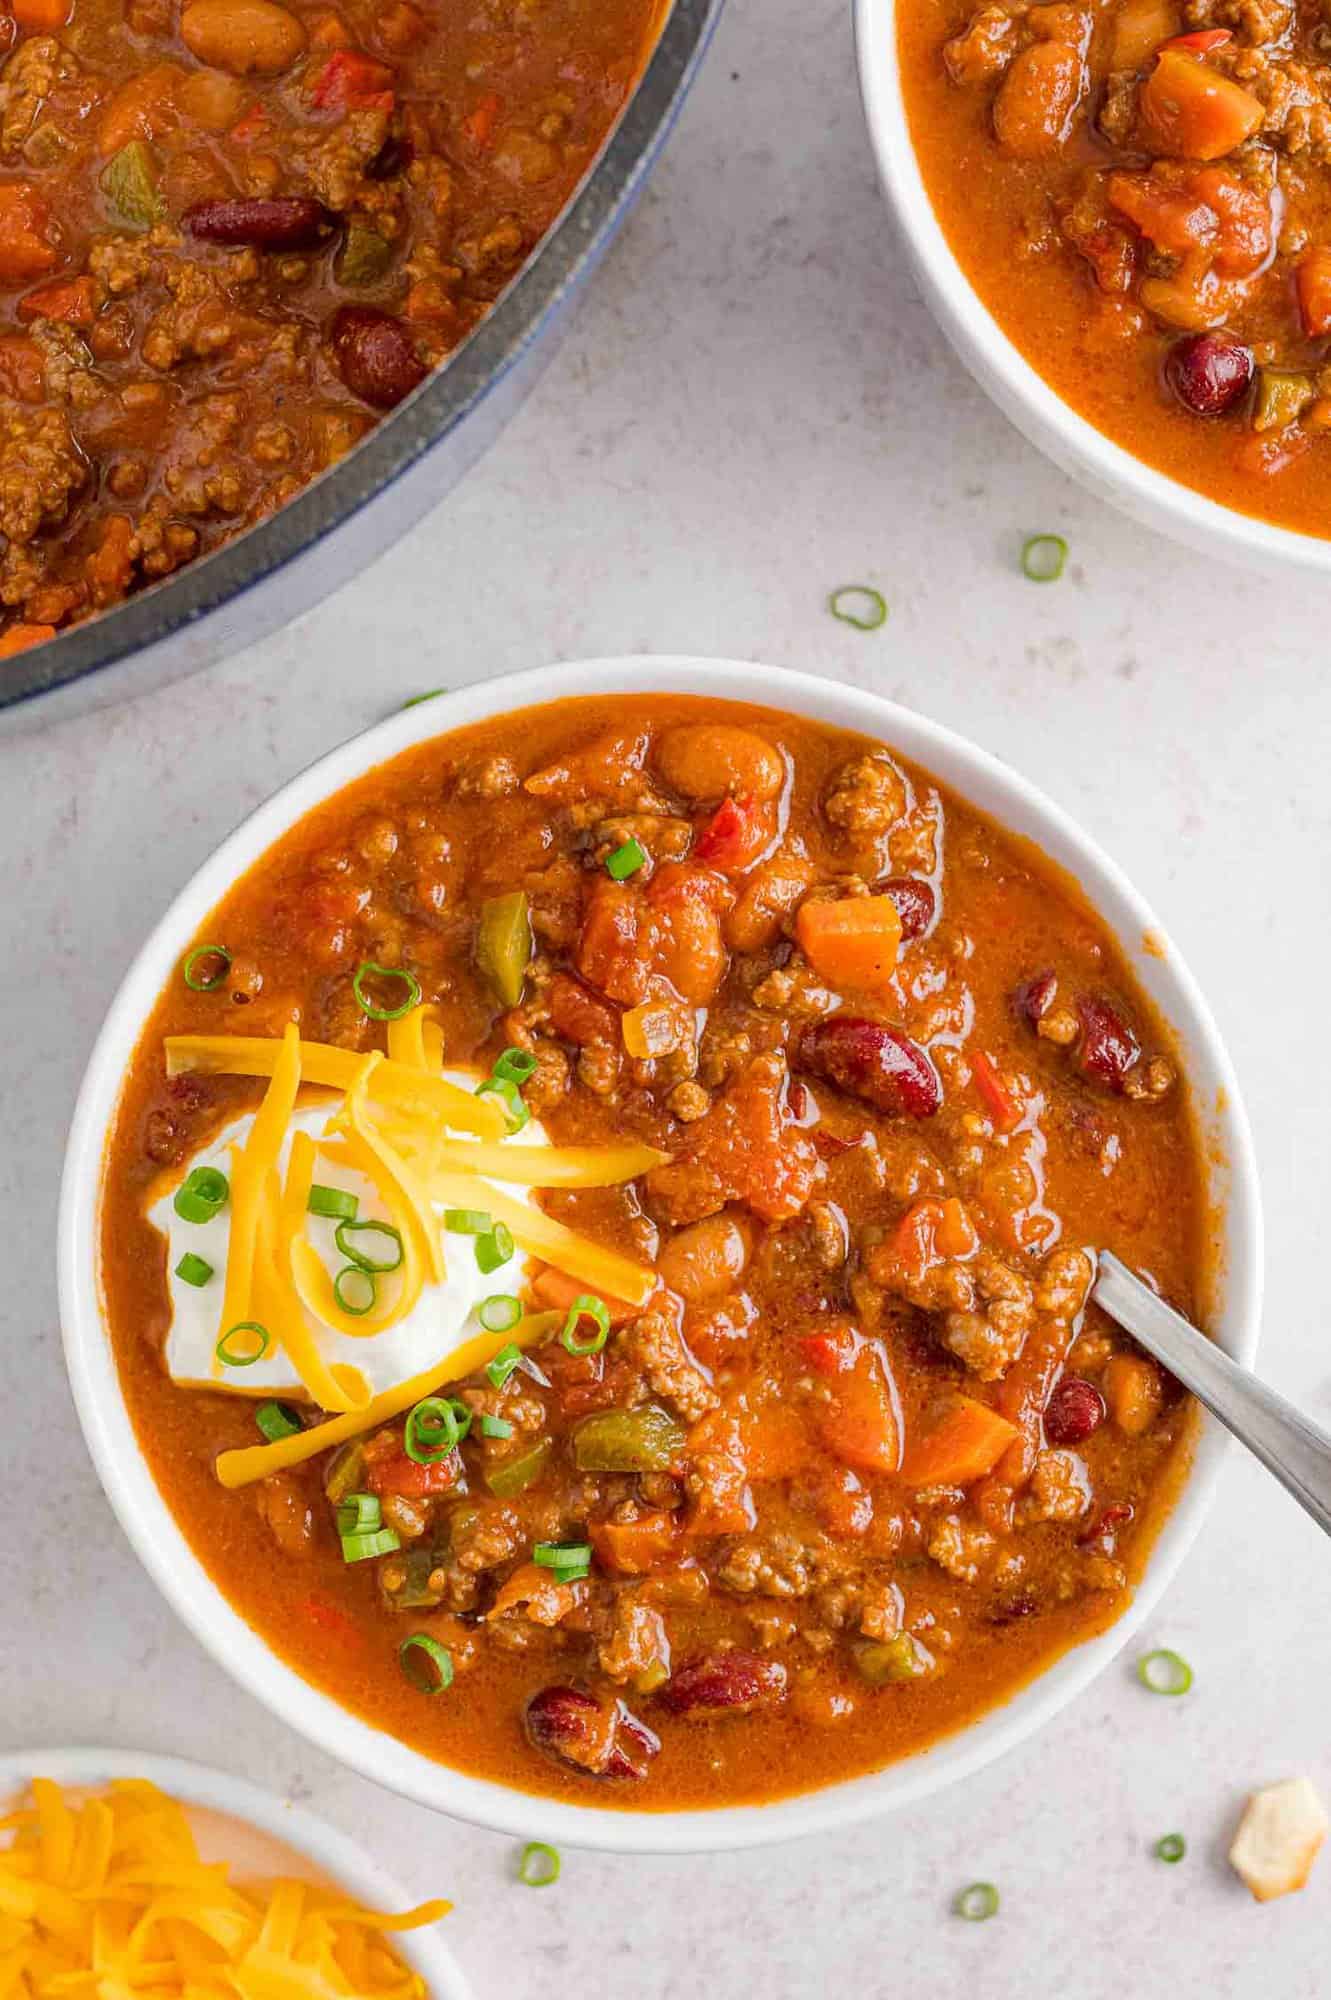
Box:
left=879, top=875, right=936, bottom=941
left=795, top=1015, right=943, bottom=1119
left=185, top=196, right=335, bottom=249
left=1164, top=333, right=1254, bottom=418
left=1079, top=1499, right=1134, bottom=1554
left=657, top=1651, right=788, bottom=1717
left=524, top=1684, right=659, bottom=1779
left=1043, top=1375, right=1107, bottom=1446
left=1076, top=995, right=1140, bottom=1091
left=1014, top=968, right=1057, bottom=1025
left=329, top=305, right=428, bottom=409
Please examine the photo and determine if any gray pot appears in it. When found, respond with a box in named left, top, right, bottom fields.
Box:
left=3, top=0, right=722, bottom=733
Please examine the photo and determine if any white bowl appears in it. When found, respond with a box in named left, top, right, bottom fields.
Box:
left=854, top=0, right=1331, bottom=575
left=0, top=1746, right=469, bottom=1998
left=58, top=656, right=1263, bottom=1853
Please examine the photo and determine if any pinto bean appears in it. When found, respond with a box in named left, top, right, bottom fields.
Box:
left=795, top=1015, right=943, bottom=1119
left=724, top=851, right=815, bottom=953
left=329, top=305, right=428, bottom=409
left=524, top=1684, right=659, bottom=1779
left=655, top=724, right=784, bottom=804
left=185, top=196, right=335, bottom=249
left=657, top=1650, right=788, bottom=1716
left=657, top=1213, right=750, bottom=1304
left=1076, top=995, right=1141, bottom=1091
left=879, top=875, right=936, bottom=941
left=180, top=0, right=307, bottom=73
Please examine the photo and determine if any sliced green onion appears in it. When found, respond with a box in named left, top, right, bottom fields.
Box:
left=341, top=1526, right=401, bottom=1563
left=1137, top=1648, right=1193, bottom=1696
left=404, top=1394, right=470, bottom=1463
left=486, top=1342, right=524, bottom=1390
left=533, top=1541, right=592, bottom=1579
left=334, top=1218, right=404, bottom=1273
left=606, top=838, right=647, bottom=881
left=476, top=1223, right=514, bottom=1274
left=480, top=1413, right=515, bottom=1439
left=479, top=1293, right=522, bottom=1334
left=256, top=1401, right=302, bottom=1443
left=182, top=944, right=231, bottom=992
left=1021, top=533, right=1067, bottom=583
left=1155, top=1833, right=1186, bottom=1864
left=333, top=1264, right=376, bottom=1316
left=444, top=1207, right=492, bottom=1235
left=560, top=1294, right=610, bottom=1356
left=475, top=1074, right=529, bottom=1132
left=336, top=1492, right=383, bottom=1536
left=517, top=1841, right=561, bottom=1888
left=308, top=1183, right=359, bottom=1222
left=402, top=688, right=446, bottom=709
left=352, top=959, right=422, bottom=1022
left=492, top=1046, right=538, bottom=1084
left=828, top=584, right=887, bottom=631
left=174, top=1251, right=213, bottom=1288
left=954, top=1882, right=999, bottom=1922
left=399, top=1632, right=454, bottom=1693
left=216, top=1321, right=269, bottom=1368
left=173, top=1165, right=229, bottom=1224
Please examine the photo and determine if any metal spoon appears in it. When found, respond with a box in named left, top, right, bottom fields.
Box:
left=1094, top=1250, right=1331, bottom=1539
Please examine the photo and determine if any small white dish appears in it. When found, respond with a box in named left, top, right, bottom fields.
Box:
left=58, top=656, right=1263, bottom=1852
left=854, top=0, right=1331, bottom=575
left=0, top=1745, right=468, bottom=1998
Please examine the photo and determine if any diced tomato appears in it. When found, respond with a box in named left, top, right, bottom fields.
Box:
left=1107, top=171, right=1217, bottom=256
left=886, top=1196, right=978, bottom=1290
left=577, top=879, right=655, bottom=1006
left=589, top=1512, right=680, bottom=1574
left=816, top=1348, right=901, bottom=1475
left=798, top=1320, right=860, bottom=1377
left=365, top=1445, right=462, bottom=1499
left=970, top=1049, right=1023, bottom=1133
left=548, top=971, right=620, bottom=1048
left=684, top=1410, right=756, bottom=1535
left=1139, top=50, right=1264, bottom=162
left=0, top=334, right=42, bottom=402
left=693, top=794, right=770, bottom=872
left=18, top=274, right=95, bottom=327
left=1191, top=166, right=1272, bottom=277
left=0, top=182, right=57, bottom=285
left=1297, top=245, right=1331, bottom=338
left=646, top=863, right=730, bottom=1006
left=805, top=1462, right=874, bottom=1538
left=1158, top=26, right=1231, bottom=51
left=462, top=90, right=501, bottom=149
left=0, top=622, right=55, bottom=658
left=309, top=49, right=395, bottom=113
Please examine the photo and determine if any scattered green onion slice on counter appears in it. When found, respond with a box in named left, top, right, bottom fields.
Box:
left=605, top=838, right=647, bottom=881
left=255, top=1401, right=302, bottom=1443
left=308, top=1183, right=359, bottom=1222
left=336, top=1492, right=382, bottom=1536
left=404, top=1394, right=470, bottom=1463
left=828, top=585, right=888, bottom=631
left=174, top=1251, right=213, bottom=1288
left=402, top=689, right=446, bottom=709
left=954, top=1883, right=999, bottom=1922
left=173, top=1165, right=229, bottom=1224
left=341, top=1527, right=400, bottom=1564
left=182, top=944, right=232, bottom=992
left=1020, top=533, right=1068, bottom=583
left=479, top=1293, right=522, bottom=1334
left=352, top=959, right=422, bottom=1022
left=216, top=1322, right=269, bottom=1368
left=1155, top=1833, right=1186, bottom=1864
left=559, top=1294, right=610, bottom=1356
left=1137, top=1648, right=1193, bottom=1696
left=480, top=1413, right=515, bottom=1439
left=492, top=1046, right=538, bottom=1085
left=399, top=1633, right=454, bottom=1693
left=517, top=1842, right=561, bottom=1889
left=476, top=1073, right=529, bottom=1132
left=333, top=1264, right=376, bottom=1316
left=486, top=1342, right=524, bottom=1390
left=533, top=1541, right=592, bottom=1580
left=476, top=1223, right=514, bottom=1275
left=444, top=1208, right=492, bottom=1236
left=334, top=1218, right=403, bottom=1272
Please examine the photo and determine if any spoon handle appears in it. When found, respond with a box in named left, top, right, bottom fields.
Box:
left=1094, top=1250, right=1331, bottom=1541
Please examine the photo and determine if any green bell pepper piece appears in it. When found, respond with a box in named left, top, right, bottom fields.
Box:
left=336, top=221, right=394, bottom=286
left=1253, top=368, right=1313, bottom=433
left=572, top=1405, right=686, bottom=1474
left=100, top=140, right=164, bottom=230
left=484, top=1436, right=552, bottom=1498
left=476, top=891, right=532, bottom=1008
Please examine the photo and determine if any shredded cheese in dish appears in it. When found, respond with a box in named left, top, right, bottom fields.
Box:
left=0, top=1776, right=449, bottom=1998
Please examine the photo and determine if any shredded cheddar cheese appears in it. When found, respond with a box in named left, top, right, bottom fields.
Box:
left=0, top=1776, right=448, bottom=1998
left=165, top=1035, right=505, bottom=1139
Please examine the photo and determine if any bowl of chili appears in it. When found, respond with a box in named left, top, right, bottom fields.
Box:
left=59, top=656, right=1262, bottom=1850
left=857, top=0, right=1331, bottom=569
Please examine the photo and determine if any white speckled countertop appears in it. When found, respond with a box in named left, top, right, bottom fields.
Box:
left=4, top=0, right=1330, bottom=1991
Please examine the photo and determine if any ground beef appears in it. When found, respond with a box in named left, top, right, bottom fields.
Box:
left=1020, top=1449, right=1092, bottom=1523
left=822, top=753, right=909, bottom=836
left=944, top=3, right=1025, bottom=83
left=0, top=402, right=84, bottom=542
left=628, top=1309, right=718, bottom=1424
left=928, top=1514, right=996, bottom=1583
left=942, top=1252, right=1038, bottom=1379
left=594, top=1595, right=670, bottom=1687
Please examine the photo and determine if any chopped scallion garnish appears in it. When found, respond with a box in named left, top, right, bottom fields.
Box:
left=954, top=1883, right=999, bottom=1922
left=492, top=1046, right=538, bottom=1085
left=174, top=1251, right=213, bottom=1288
left=255, top=1401, right=302, bottom=1443
left=517, top=1841, right=561, bottom=1888
left=352, top=959, right=422, bottom=1022
left=485, top=1342, right=523, bottom=1390
left=335, top=1492, right=382, bottom=1536
left=479, top=1293, right=522, bottom=1334
left=308, top=1183, right=359, bottom=1222
left=559, top=1294, right=610, bottom=1356
left=479, top=1413, right=514, bottom=1439
left=475, top=1073, right=529, bottom=1132
left=1155, top=1833, right=1186, bottom=1864
left=399, top=1632, right=454, bottom=1693
left=404, top=1394, right=470, bottom=1463
left=216, top=1321, right=269, bottom=1368
left=333, top=1264, right=376, bottom=1316
left=476, top=1222, right=514, bottom=1274
left=828, top=584, right=888, bottom=631
left=334, top=1218, right=403, bottom=1273
left=182, top=944, right=232, bottom=992
left=402, top=689, right=446, bottom=709
left=444, top=1208, right=492, bottom=1235
left=606, top=838, right=646, bottom=881
left=340, top=1526, right=400, bottom=1563
left=173, top=1165, right=229, bottom=1224
left=533, top=1541, right=592, bottom=1580
left=1137, top=1648, right=1193, bottom=1696
left=1020, top=533, right=1068, bottom=583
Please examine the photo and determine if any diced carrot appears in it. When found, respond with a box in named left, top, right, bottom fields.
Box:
left=794, top=894, right=903, bottom=994
left=899, top=1396, right=1021, bottom=1487
left=1107, top=171, right=1217, bottom=255
left=589, top=1512, right=680, bottom=1575
left=0, top=182, right=56, bottom=285
left=738, top=1401, right=809, bottom=1480
left=463, top=89, right=501, bottom=149
left=18, top=274, right=96, bottom=326
left=0, top=622, right=55, bottom=658
left=1297, top=246, right=1331, bottom=338
left=970, top=1049, right=1023, bottom=1133
left=693, top=793, right=770, bottom=872
left=0, top=333, right=44, bottom=402
left=887, top=1196, right=978, bottom=1286
left=1139, top=50, right=1264, bottom=161
left=1159, top=26, right=1231, bottom=51
left=816, top=1349, right=901, bottom=1475
left=13, top=0, right=70, bottom=29
left=309, top=49, right=395, bottom=113
left=527, top=1264, right=640, bottom=1327
left=1110, top=0, right=1177, bottom=71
